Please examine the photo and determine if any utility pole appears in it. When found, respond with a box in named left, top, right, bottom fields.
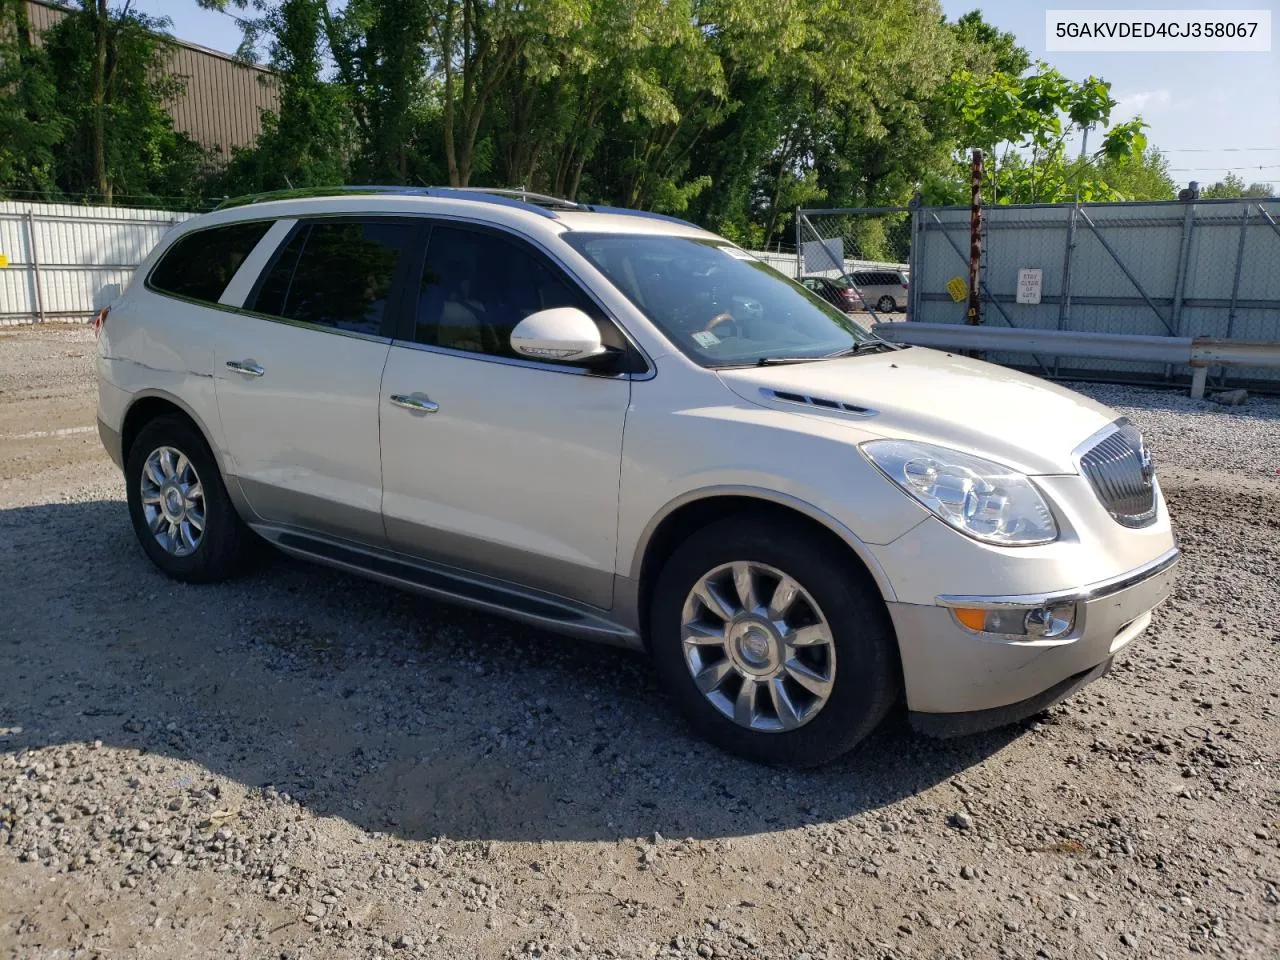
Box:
left=1058, top=126, right=1089, bottom=362
left=967, top=148, right=983, bottom=326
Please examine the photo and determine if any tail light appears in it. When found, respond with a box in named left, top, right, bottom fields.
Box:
left=93, top=306, right=109, bottom=337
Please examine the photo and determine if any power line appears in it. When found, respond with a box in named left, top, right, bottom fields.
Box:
left=1167, top=165, right=1280, bottom=172
left=1160, top=146, right=1280, bottom=153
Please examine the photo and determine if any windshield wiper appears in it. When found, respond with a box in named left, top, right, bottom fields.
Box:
left=754, top=341, right=891, bottom=366
left=849, top=339, right=898, bottom=354
left=755, top=355, right=825, bottom=366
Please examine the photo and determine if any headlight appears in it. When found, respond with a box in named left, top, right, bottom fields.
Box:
left=861, top=439, right=1058, bottom=546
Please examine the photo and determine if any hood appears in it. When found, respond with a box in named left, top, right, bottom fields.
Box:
left=717, top=346, right=1118, bottom=475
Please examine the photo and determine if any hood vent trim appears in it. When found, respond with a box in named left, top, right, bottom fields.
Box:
left=761, top=387, right=877, bottom=418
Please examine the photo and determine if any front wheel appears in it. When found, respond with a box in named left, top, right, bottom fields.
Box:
left=650, top=517, right=900, bottom=766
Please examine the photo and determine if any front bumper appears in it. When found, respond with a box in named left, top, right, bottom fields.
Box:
left=888, top=547, right=1179, bottom=724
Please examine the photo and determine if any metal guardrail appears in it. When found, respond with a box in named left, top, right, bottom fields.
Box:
left=871, top=322, right=1280, bottom=399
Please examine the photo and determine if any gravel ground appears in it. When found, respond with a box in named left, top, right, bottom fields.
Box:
left=1, top=325, right=1278, bottom=959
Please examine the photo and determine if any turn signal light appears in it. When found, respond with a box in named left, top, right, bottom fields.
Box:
left=952, top=607, right=987, bottom=631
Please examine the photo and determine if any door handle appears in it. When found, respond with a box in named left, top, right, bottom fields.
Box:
left=389, top=393, right=440, bottom=414
left=226, top=360, right=265, bottom=378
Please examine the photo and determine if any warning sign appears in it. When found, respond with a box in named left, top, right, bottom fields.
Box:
left=1016, top=268, right=1043, bottom=304
left=946, top=276, right=967, bottom=302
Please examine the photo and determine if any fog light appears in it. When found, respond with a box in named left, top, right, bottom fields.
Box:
left=1024, top=603, right=1075, bottom=639
left=951, top=603, right=1076, bottom=640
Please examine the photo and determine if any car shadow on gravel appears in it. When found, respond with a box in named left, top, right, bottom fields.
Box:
left=1, top=499, right=1025, bottom=843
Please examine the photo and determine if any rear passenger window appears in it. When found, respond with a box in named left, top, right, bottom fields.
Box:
left=148, top=221, right=272, bottom=304
left=249, top=219, right=417, bottom=336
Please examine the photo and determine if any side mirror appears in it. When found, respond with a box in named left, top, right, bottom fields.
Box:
left=510, top=307, right=609, bottom=364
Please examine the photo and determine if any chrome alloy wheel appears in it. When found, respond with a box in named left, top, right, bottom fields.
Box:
left=140, top=446, right=205, bottom=557
left=680, top=561, right=836, bottom=732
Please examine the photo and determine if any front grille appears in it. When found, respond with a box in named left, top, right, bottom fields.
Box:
left=1079, top=423, right=1157, bottom=528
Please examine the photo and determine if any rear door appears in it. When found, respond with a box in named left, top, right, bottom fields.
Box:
left=214, top=216, right=422, bottom=544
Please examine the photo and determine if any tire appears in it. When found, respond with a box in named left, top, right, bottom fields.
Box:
left=125, top=414, right=251, bottom=583
left=650, top=516, right=900, bottom=766
left=876, top=295, right=897, bottom=313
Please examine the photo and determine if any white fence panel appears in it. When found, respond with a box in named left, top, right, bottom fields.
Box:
left=0, top=201, right=194, bottom=326
left=745, top=249, right=909, bottom=278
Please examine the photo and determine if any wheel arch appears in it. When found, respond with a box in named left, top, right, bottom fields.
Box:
left=120, top=390, right=228, bottom=477
left=630, top=487, right=897, bottom=646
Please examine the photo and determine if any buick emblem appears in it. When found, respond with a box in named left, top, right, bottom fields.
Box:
left=1139, top=444, right=1154, bottom=484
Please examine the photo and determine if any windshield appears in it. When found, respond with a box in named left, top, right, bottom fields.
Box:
left=564, top=233, right=877, bottom=367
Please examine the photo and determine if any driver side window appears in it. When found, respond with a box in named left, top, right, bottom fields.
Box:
left=414, top=225, right=588, bottom=359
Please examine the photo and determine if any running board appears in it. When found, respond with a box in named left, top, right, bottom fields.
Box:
left=253, top=526, right=642, bottom=648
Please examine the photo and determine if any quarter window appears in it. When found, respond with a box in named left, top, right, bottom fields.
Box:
left=413, top=225, right=590, bottom=358
left=149, top=220, right=272, bottom=304
left=249, top=219, right=418, bottom=336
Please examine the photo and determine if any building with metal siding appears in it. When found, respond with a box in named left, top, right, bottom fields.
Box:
left=24, top=0, right=279, bottom=158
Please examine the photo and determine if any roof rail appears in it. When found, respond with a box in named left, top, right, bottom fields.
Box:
left=439, top=186, right=589, bottom=211
left=584, top=205, right=701, bottom=230
left=212, top=184, right=565, bottom=219
left=212, top=185, right=422, bottom=210
left=211, top=186, right=705, bottom=230
left=415, top=187, right=564, bottom=219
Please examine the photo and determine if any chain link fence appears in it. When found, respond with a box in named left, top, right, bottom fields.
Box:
left=793, top=207, right=913, bottom=320
left=795, top=197, right=1280, bottom=389
left=915, top=198, right=1280, bottom=386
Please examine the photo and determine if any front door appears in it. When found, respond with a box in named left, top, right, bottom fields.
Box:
left=378, top=222, right=632, bottom=609
left=214, top=217, right=421, bottom=544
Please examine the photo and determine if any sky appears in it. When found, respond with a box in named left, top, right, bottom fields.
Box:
left=132, top=0, right=1280, bottom=189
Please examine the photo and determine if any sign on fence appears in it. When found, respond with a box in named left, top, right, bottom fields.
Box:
left=1016, top=268, right=1043, bottom=305
left=801, top=238, right=844, bottom=274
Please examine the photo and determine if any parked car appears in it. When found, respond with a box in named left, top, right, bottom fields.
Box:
left=96, top=187, right=1178, bottom=766
left=800, top=274, right=861, bottom=313
left=849, top=268, right=909, bottom=313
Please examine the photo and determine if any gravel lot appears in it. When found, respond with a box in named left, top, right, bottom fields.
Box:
left=2, top=325, right=1278, bottom=959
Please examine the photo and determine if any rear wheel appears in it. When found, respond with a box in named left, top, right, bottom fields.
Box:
left=876, top=295, right=897, bottom=313
left=125, top=415, right=251, bottom=583
left=650, top=517, right=900, bottom=766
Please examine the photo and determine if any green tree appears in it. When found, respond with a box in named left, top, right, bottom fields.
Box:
left=1096, top=146, right=1176, bottom=201
left=0, top=0, right=63, bottom=197
left=1201, top=172, right=1274, bottom=199
left=322, top=0, right=433, bottom=184
left=39, top=2, right=207, bottom=204
left=427, top=0, right=601, bottom=187
left=196, top=0, right=1164, bottom=230
left=929, top=64, right=1148, bottom=205
left=949, top=8, right=1029, bottom=76
left=686, top=0, right=957, bottom=242
left=215, top=0, right=352, bottom=194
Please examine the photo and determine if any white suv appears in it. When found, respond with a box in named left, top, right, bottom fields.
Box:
left=96, top=187, right=1178, bottom=765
